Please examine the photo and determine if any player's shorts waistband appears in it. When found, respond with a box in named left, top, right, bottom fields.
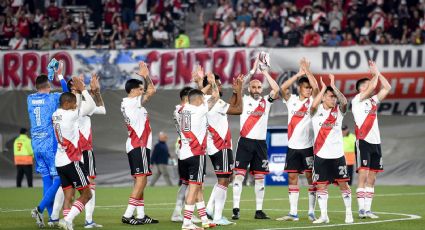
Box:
left=239, top=137, right=266, bottom=143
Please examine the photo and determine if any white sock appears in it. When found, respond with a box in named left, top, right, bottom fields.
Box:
left=232, top=175, right=244, bottom=209
left=254, top=177, right=265, bottom=211
left=316, top=189, right=328, bottom=219
left=288, top=185, right=299, bottom=215
left=308, top=185, right=316, bottom=214
left=51, top=188, right=64, bottom=220
left=136, top=199, right=145, bottom=219
left=85, top=186, right=95, bottom=223
left=64, top=200, right=84, bottom=223
left=183, top=204, right=195, bottom=226
left=341, top=189, right=352, bottom=213
left=174, top=183, right=188, bottom=215
left=206, top=183, right=218, bottom=215
left=123, top=197, right=138, bottom=218
left=356, top=188, right=365, bottom=211
left=196, top=201, right=208, bottom=224
left=213, top=184, right=227, bottom=221
left=364, top=187, right=374, bottom=212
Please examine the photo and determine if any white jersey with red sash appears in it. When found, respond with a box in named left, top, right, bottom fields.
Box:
left=312, top=104, right=345, bottom=159
left=179, top=103, right=209, bottom=160
left=283, top=95, right=313, bottom=149
left=79, top=105, right=106, bottom=151
left=240, top=94, right=273, bottom=140
left=219, top=25, right=235, bottom=46
left=53, top=108, right=84, bottom=167
left=135, top=0, right=148, bottom=15
left=121, top=96, right=152, bottom=153
left=244, top=27, right=263, bottom=47
left=205, top=95, right=231, bottom=155
left=173, top=103, right=186, bottom=158
left=236, top=27, right=246, bottom=44
left=351, top=94, right=381, bottom=144
left=371, top=12, right=385, bottom=31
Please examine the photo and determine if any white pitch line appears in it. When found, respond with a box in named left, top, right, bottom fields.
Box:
left=1, top=192, right=425, bottom=213
left=255, top=210, right=422, bottom=230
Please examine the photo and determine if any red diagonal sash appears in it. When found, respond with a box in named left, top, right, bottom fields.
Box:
left=127, top=116, right=151, bottom=148
left=208, top=126, right=231, bottom=150
left=237, top=28, right=246, bottom=42
left=288, top=98, right=310, bottom=140
left=355, top=98, right=377, bottom=140
left=371, top=15, right=383, bottom=30
left=246, top=28, right=259, bottom=46
left=136, top=0, right=144, bottom=11
left=220, top=27, right=232, bottom=42
left=14, top=39, right=23, bottom=50
left=182, top=131, right=207, bottom=155
left=313, top=106, right=338, bottom=155
left=240, top=98, right=266, bottom=137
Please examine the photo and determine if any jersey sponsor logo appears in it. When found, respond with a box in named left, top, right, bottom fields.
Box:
left=313, top=106, right=339, bottom=155
left=240, top=98, right=266, bottom=137
left=31, top=99, right=44, bottom=105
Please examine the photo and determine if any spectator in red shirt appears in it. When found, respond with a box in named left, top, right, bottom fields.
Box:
left=340, top=32, right=357, bottom=46
left=3, top=17, right=15, bottom=39
left=46, top=1, right=61, bottom=21
left=104, top=0, right=121, bottom=28
left=303, top=26, right=321, bottom=47
left=17, top=15, right=30, bottom=38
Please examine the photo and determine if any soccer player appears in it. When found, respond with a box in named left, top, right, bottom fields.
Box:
left=352, top=61, right=391, bottom=219
left=67, top=74, right=106, bottom=228
left=28, top=61, right=68, bottom=228
left=195, top=72, right=243, bottom=225
left=310, top=74, right=353, bottom=224
left=232, top=57, right=280, bottom=220
left=277, top=58, right=319, bottom=222
left=179, top=73, right=220, bottom=230
left=171, top=86, right=196, bottom=223
left=53, top=77, right=97, bottom=230
left=120, top=62, right=158, bottom=225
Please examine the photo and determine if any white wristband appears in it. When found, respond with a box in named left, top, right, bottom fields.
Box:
left=58, top=74, right=64, bottom=80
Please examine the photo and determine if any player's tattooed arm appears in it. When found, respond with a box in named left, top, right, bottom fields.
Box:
left=329, top=74, right=347, bottom=113
left=242, top=55, right=260, bottom=90
left=207, top=72, right=219, bottom=110
left=261, top=67, right=280, bottom=99
left=281, top=58, right=305, bottom=101
left=89, top=73, right=104, bottom=107
left=310, top=77, right=326, bottom=116
left=301, top=58, right=320, bottom=97
left=136, top=62, right=156, bottom=105
left=360, top=60, right=380, bottom=101
left=227, top=74, right=243, bottom=115
left=377, top=73, right=392, bottom=101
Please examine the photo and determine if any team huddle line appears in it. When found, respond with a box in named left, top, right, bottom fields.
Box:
left=27, top=53, right=391, bottom=230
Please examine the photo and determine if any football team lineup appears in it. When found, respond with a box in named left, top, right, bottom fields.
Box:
left=23, top=52, right=422, bottom=230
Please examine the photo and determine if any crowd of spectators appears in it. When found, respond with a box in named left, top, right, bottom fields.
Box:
left=204, top=0, right=425, bottom=48
left=0, top=0, right=186, bottom=50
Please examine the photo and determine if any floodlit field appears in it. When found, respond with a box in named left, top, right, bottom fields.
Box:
left=0, top=186, right=424, bottom=229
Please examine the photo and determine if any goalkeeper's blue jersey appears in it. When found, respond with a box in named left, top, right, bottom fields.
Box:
left=27, top=92, right=61, bottom=154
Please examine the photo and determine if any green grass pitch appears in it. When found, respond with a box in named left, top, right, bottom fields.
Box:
left=0, top=185, right=424, bottom=229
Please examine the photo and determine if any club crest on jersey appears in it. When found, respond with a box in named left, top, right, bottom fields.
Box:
left=363, top=160, right=367, bottom=166
left=331, top=112, right=337, bottom=118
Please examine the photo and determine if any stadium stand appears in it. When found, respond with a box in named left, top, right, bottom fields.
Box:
left=1, top=0, right=424, bottom=50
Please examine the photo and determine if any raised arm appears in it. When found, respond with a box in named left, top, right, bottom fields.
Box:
left=310, top=77, right=326, bottom=116
left=55, top=61, right=68, bottom=92
left=376, top=72, right=392, bottom=101
left=261, top=68, right=280, bottom=99
left=329, top=74, right=348, bottom=113
left=281, top=61, right=305, bottom=101
left=359, top=60, right=380, bottom=101
left=227, top=74, right=243, bottom=115
left=243, top=55, right=260, bottom=89
left=301, top=58, right=320, bottom=97
left=72, top=76, right=96, bottom=117
left=206, top=72, right=219, bottom=110
left=192, top=64, right=211, bottom=93
left=136, top=62, right=156, bottom=106
left=89, top=73, right=106, bottom=115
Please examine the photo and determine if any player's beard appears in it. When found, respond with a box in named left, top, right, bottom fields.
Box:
left=251, top=93, right=260, bottom=100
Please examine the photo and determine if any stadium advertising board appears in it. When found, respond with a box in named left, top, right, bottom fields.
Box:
left=0, top=46, right=424, bottom=115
